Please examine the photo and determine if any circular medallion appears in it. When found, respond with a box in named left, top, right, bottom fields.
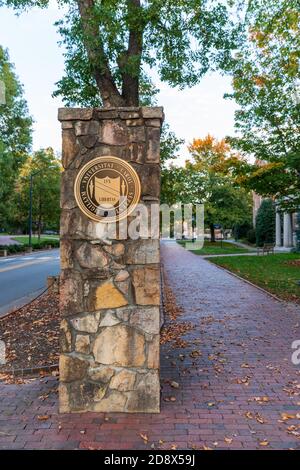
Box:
left=74, top=156, right=141, bottom=223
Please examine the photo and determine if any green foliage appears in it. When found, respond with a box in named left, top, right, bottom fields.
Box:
left=226, top=0, right=300, bottom=212
left=13, top=148, right=61, bottom=234
left=233, top=221, right=253, bottom=240
left=255, top=198, right=275, bottom=246
left=161, top=134, right=253, bottom=236
left=0, top=45, right=32, bottom=230
left=247, top=228, right=257, bottom=244
left=1, top=0, right=241, bottom=105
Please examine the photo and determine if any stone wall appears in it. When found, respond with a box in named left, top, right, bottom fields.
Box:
left=58, top=107, right=163, bottom=413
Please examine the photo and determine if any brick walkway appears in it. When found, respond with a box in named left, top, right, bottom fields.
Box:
left=0, top=241, right=299, bottom=449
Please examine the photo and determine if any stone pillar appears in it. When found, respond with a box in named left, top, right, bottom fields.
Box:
left=58, top=107, right=163, bottom=413
left=275, top=210, right=282, bottom=247
left=283, top=212, right=293, bottom=248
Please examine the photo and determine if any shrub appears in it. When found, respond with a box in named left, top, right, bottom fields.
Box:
left=255, top=199, right=275, bottom=247
left=247, top=228, right=256, bottom=244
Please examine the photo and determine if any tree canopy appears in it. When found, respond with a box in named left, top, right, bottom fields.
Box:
left=226, top=0, right=300, bottom=212
left=14, top=148, right=61, bottom=235
left=1, top=0, right=241, bottom=107
left=0, top=45, right=32, bottom=230
left=161, top=134, right=252, bottom=240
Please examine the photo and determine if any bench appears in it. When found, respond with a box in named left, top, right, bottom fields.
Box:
left=257, top=243, right=275, bottom=255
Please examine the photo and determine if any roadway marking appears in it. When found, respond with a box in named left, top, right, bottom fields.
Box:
left=0, top=259, right=51, bottom=273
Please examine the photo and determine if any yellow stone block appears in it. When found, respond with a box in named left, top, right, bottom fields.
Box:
left=95, top=281, right=128, bottom=309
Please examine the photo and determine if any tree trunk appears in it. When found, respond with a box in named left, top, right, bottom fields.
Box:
left=77, top=0, right=143, bottom=107
left=77, top=0, right=125, bottom=107
left=120, top=1, right=143, bottom=106
left=210, top=223, right=215, bottom=242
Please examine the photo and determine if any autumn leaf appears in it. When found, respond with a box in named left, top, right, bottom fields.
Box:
left=37, top=415, right=49, bottom=421
left=170, top=381, right=179, bottom=389
left=140, top=433, right=148, bottom=443
left=224, top=437, right=233, bottom=444
left=259, top=440, right=269, bottom=447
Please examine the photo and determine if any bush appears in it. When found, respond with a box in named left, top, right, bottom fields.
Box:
left=247, top=228, right=256, bottom=244
left=233, top=222, right=252, bottom=241
left=0, top=239, right=60, bottom=254
left=255, top=199, right=275, bottom=247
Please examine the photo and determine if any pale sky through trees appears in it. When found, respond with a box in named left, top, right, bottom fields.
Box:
left=0, top=2, right=238, bottom=165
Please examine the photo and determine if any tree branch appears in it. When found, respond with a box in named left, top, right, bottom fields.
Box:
left=76, top=0, right=125, bottom=107
left=120, top=0, right=143, bottom=106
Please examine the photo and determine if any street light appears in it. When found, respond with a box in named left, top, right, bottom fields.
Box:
left=28, top=169, right=43, bottom=249
left=28, top=165, right=57, bottom=248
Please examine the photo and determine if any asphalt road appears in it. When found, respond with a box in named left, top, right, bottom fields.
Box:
left=0, top=249, right=60, bottom=316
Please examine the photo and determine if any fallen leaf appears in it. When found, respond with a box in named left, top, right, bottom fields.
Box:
left=140, top=433, right=148, bottom=443
left=37, top=415, right=49, bottom=421
left=259, top=440, right=269, bottom=447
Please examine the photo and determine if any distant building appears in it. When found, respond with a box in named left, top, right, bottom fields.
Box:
left=253, top=192, right=298, bottom=250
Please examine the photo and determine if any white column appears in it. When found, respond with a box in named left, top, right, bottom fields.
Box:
left=283, top=212, right=293, bottom=247
left=275, top=211, right=282, bottom=247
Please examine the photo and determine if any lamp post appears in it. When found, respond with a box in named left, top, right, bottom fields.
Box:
left=28, top=169, right=43, bottom=249
left=27, top=165, right=58, bottom=248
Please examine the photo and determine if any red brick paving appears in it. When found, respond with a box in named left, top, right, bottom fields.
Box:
left=0, top=241, right=299, bottom=450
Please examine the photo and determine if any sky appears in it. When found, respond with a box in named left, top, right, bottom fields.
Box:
left=0, top=2, right=238, bottom=165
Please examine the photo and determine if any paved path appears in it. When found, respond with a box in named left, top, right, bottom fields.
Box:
left=0, top=241, right=299, bottom=449
left=0, top=249, right=60, bottom=315
left=0, top=236, right=21, bottom=246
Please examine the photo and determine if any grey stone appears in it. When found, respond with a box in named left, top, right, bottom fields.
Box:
left=58, top=108, right=93, bottom=121
left=71, top=312, right=100, bottom=333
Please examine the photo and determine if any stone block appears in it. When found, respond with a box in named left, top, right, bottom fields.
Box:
left=129, top=307, right=160, bottom=334
left=60, top=270, right=84, bottom=316
left=141, top=107, right=164, bottom=119
left=132, top=267, right=160, bottom=305
left=93, top=324, right=146, bottom=367
left=59, top=354, right=89, bottom=382
left=125, top=239, right=160, bottom=264
left=110, top=369, right=136, bottom=391
left=74, top=120, right=99, bottom=136
left=62, top=130, right=80, bottom=169
left=88, top=365, right=115, bottom=383
left=75, top=334, right=90, bottom=354
left=100, top=120, right=128, bottom=145
left=93, top=280, right=128, bottom=309
left=146, top=127, right=160, bottom=163
left=75, top=242, right=109, bottom=269
left=58, top=108, right=93, bottom=121
left=125, top=371, right=160, bottom=413
left=71, top=312, right=100, bottom=333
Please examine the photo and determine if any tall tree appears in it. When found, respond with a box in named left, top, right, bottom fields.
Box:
left=255, top=198, right=275, bottom=246
left=1, top=0, right=241, bottom=107
left=14, top=148, right=61, bottom=236
left=0, top=45, right=32, bottom=230
left=226, top=0, right=300, bottom=212
left=187, top=134, right=252, bottom=241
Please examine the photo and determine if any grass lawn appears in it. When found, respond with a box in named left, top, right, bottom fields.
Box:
left=209, top=253, right=300, bottom=303
left=177, top=240, right=252, bottom=255
left=12, top=235, right=59, bottom=245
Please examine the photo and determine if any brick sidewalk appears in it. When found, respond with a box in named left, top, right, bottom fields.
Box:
left=0, top=241, right=299, bottom=449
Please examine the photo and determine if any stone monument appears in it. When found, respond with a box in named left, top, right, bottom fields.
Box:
left=58, top=107, right=163, bottom=413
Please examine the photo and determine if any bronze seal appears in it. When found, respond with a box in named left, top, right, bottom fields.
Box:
left=74, top=156, right=141, bottom=223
